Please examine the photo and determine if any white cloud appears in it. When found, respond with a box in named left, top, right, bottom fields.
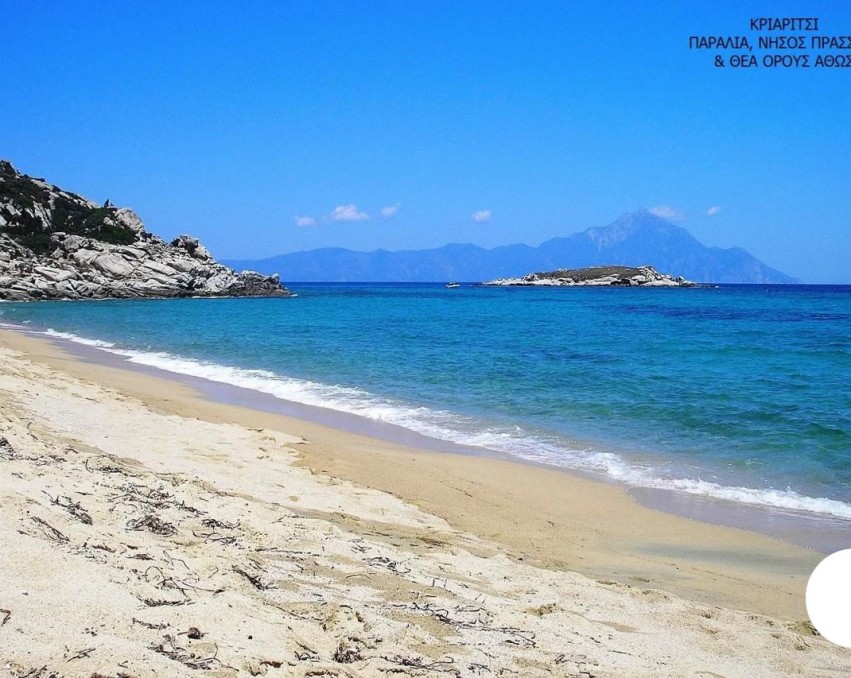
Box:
left=380, top=204, right=400, bottom=218
left=649, top=205, right=684, bottom=221
left=706, top=206, right=721, bottom=217
left=330, top=203, right=369, bottom=222
left=294, top=215, right=316, bottom=227
left=471, top=209, right=492, bottom=223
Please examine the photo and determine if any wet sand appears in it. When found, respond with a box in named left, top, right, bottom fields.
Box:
left=0, top=328, right=846, bottom=676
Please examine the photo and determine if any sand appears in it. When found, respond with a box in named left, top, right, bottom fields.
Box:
left=0, top=329, right=848, bottom=677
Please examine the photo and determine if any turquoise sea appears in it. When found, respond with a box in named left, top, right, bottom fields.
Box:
left=2, top=283, right=850, bottom=522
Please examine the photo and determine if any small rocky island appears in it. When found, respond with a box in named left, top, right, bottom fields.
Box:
left=484, top=265, right=694, bottom=287
left=0, top=161, right=290, bottom=301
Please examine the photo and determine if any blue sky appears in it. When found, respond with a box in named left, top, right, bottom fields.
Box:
left=3, top=1, right=850, bottom=282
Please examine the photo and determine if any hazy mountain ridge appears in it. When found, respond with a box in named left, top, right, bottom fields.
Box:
left=225, top=211, right=799, bottom=284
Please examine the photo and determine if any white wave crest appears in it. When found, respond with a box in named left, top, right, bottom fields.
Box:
left=44, top=329, right=116, bottom=348
left=36, top=326, right=851, bottom=521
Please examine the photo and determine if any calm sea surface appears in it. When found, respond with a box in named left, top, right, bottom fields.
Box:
left=2, top=283, right=850, bottom=519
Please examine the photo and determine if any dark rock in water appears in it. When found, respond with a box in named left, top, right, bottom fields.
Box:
left=0, top=160, right=291, bottom=301
left=484, top=265, right=695, bottom=287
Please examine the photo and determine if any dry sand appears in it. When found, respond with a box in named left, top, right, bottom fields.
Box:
left=0, top=329, right=848, bottom=677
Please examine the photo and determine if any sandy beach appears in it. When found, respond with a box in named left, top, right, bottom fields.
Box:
left=0, top=328, right=848, bottom=677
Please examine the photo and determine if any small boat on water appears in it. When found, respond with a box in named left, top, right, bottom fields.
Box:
left=445, top=282, right=461, bottom=288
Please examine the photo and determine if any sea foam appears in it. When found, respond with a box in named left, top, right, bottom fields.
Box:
left=31, top=326, right=851, bottom=521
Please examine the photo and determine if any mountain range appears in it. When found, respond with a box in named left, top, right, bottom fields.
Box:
left=224, top=211, right=799, bottom=284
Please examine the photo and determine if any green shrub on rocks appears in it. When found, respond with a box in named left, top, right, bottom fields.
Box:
left=0, top=161, right=137, bottom=254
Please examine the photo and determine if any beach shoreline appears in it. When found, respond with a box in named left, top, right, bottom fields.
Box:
left=1, top=326, right=849, bottom=675
left=7, top=319, right=851, bottom=556
left=0, top=327, right=828, bottom=616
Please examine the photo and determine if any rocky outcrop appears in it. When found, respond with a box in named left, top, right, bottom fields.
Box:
left=484, top=265, right=695, bottom=287
left=0, top=161, right=290, bottom=301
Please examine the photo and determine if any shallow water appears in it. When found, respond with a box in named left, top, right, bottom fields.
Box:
left=3, top=283, right=850, bottom=520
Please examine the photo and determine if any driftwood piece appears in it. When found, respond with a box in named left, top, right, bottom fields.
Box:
left=30, top=516, right=69, bottom=543
left=126, top=514, right=177, bottom=536
left=44, top=492, right=93, bottom=525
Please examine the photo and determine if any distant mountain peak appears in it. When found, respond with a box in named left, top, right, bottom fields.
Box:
left=225, top=211, right=800, bottom=284
left=583, top=210, right=689, bottom=249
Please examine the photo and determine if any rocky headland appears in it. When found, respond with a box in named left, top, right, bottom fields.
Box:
left=484, top=265, right=694, bottom=287
left=0, top=161, right=290, bottom=301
